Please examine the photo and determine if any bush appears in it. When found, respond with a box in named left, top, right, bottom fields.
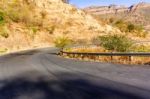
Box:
left=135, top=31, right=148, bottom=38
left=5, top=1, right=35, bottom=25
left=114, top=20, right=148, bottom=38
left=99, top=35, right=133, bottom=52
left=0, top=48, right=7, bottom=54
left=0, top=26, right=9, bottom=38
left=54, top=36, right=72, bottom=49
left=0, top=11, right=5, bottom=24
left=135, top=25, right=143, bottom=32
left=114, top=20, right=127, bottom=32
left=126, top=24, right=142, bottom=33
left=47, top=26, right=55, bottom=34
left=127, top=24, right=147, bottom=37
left=109, top=17, right=115, bottom=24
left=131, top=45, right=150, bottom=52
left=0, top=32, right=9, bottom=38
left=32, top=27, right=38, bottom=33
left=127, top=23, right=135, bottom=32
left=28, top=26, right=38, bottom=38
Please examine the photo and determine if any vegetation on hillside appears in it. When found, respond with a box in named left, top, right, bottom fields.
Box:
left=0, top=0, right=55, bottom=53
left=0, top=0, right=63, bottom=40
left=114, top=20, right=148, bottom=38
left=63, top=34, right=150, bottom=65
left=0, top=25, right=9, bottom=38
left=0, top=48, right=7, bottom=54
left=98, top=35, right=133, bottom=52
left=131, top=45, right=150, bottom=52
left=54, top=36, right=72, bottom=49
left=93, top=15, right=149, bottom=38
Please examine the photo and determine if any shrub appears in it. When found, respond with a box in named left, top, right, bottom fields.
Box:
left=126, top=23, right=148, bottom=38
left=31, top=27, right=38, bottom=33
left=47, top=26, right=55, bottom=34
left=109, top=17, right=115, bottom=24
left=99, top=35, right=133, bottom=52
left=0, top=26, right=9, bottom=38
left=0, top=48, right=7, bottom=54
left=135, top=25, right=143, bottom=32
left=40, top=10, right=47, bottom=19
left=54, top=36, right=72, bottom=49
left=28, top=26, right=38, bottom=38
left=8, top=12, right=20, bottom=22
left=5, top=1, right=35, bottom=25
left=0, top=11, right=5, bottom=24
left=131, top=45, right=150, bottom=52
left=114, top=20, right=127, bottom=32
left=127, top=24, right=145, bottom=32
left=135, top=31, right=148, bottom=38
left=114, top=20, right=148, bottom=38
left=127, top=23, right=135, bottom=32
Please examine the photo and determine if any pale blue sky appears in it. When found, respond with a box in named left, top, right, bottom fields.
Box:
left=70, top=0, right=150, bottom=8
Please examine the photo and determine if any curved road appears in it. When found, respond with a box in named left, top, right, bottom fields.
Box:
left=0, top=48, right=150, bottom=99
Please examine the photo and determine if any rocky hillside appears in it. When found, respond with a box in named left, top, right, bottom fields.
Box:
left=0, top=0, right=119, bottom=53
left=84, top=2, right=150, bottom=32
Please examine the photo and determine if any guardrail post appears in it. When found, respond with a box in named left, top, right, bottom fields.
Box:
left=72, top=54, right=75, bottom=58
left=129, top=56, right=132, bottom=64
left=60, top=49, right=150, bottom=65
left=59, top=50, right=63, bottom=56
left=110, top=52, right=113, bottom=63
left=111, top=56, right=113, bottom=62
left=81, top=54, right=83, bottom=60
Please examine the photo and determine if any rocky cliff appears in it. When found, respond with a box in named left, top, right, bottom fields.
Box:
left=84, top=2, right=150, bottom=31
left=84, top=2, right=150, bottom=15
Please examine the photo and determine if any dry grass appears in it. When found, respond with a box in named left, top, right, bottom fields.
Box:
left=67, top=46, right=108, bottom=53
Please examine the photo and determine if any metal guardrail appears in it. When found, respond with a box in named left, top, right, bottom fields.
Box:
left=62, top=51, right=150, bottom=56
left=60, top=43, right=150, bottom=63
left=60, top=51, right=150, bottom=63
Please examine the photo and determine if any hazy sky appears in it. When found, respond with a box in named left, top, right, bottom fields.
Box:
left=70, top=0, right=150, bottom=8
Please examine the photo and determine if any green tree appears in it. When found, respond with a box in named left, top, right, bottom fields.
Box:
left=99, top=35, right=133, bottom=52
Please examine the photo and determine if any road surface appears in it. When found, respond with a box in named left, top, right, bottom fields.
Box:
left=0, top=48, right=150, bottom=99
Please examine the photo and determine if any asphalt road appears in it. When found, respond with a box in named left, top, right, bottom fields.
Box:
left=0, top=48, right=150, bottom=99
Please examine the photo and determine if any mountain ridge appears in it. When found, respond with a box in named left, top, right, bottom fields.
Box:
left=84, top=2, right=150, bottom=14
left=84, top=2, right=150, bottom=32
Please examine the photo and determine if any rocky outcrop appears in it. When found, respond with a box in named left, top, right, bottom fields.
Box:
left=84, top=5, right=128, bottom=15
left=84, top=2, right=150, bottom=33
left=84, top=2, right=150, bottom=15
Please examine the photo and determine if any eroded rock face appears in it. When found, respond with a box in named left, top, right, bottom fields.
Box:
left=84, top=2, right=150, bottom=15
left=84, top=2, right=150, bottom=33
left=85, top=6, right=128, bottom=15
